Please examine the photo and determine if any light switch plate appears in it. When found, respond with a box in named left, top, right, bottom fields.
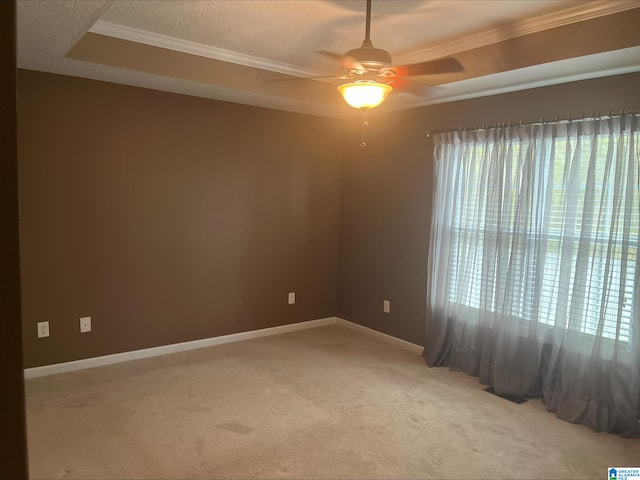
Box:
left=383, top=300, right=391, bottom=313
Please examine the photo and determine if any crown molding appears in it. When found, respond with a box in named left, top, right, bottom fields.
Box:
left=395, top=0, right=640, bottom=64
left=422, top=65, right=640, bottom=108
left=89, top=20, right=330, bottom=79
left=88, top=1, right=638, bottom=81
left=409, top=47, right=640, bottom=109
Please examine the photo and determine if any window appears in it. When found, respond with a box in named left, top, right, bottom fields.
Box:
left=445, top=131, right=638, bottom=345
left=427, top=116, right=640, bottom=434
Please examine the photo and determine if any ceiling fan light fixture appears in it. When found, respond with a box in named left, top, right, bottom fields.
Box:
left=337, top=81, right=392, bottom=109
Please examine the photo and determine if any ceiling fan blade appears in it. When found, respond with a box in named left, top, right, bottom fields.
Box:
left=384, top=57, right=464, bottom=77
left=317, top=50, right=367, bottom=74
left=317, top=50, right=345, bottom=63
left=269, top=74, right=353, bottom=83
left=388, top=77, right=432, bottom=97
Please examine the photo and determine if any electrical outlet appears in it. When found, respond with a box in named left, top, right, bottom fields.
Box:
left=80, top=316, right=92, bottom=333
left=383, top=300, right=391, bottom=314
left=37, top=321, right=50, bottom=338
left=288, top=292, right=296, bottom=305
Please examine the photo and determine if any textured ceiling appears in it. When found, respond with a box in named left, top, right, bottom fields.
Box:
left=17, top=0, right=640, bottom=118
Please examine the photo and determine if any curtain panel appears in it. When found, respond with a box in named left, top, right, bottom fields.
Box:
left=424, top=115, right=640, bottom=435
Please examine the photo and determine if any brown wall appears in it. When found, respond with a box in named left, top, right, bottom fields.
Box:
left=337, top=72, right=640, bottom=346
left=18, top=69, right=640, bottom=367
left=18, top=70, right=344, bottom=368
left=1, top=1, right=29, bottom=476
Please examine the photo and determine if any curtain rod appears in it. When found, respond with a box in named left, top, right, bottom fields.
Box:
left=424, top=109, right=640, bottom=138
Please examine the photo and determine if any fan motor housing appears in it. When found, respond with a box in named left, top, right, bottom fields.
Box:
left=344, top=46, right=392, bottom=72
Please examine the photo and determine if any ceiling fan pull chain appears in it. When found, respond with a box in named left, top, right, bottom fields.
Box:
left=360, top=108, right=369, bottom=147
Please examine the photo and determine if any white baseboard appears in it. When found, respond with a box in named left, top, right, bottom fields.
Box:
left=24, top=317, right=337, bottom=379
left=336, top=318, right=424, bottom=354
left=24, top=316, right=423, bottom=379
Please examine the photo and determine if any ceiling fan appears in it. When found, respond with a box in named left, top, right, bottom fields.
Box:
left=321, top=0, right=464, bottom=110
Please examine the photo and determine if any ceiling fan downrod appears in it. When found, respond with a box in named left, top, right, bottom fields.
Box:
left=362, top=0, right=373, bottom=48
left=345, top=0, right=391, bottom=71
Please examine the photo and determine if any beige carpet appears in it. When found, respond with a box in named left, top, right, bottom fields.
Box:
left=26, top=323, right=639, bottom=479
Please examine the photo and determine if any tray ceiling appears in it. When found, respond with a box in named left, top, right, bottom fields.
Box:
left=17, top=0, right=640, bottom=118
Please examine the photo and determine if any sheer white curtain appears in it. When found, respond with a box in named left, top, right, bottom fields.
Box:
left=425, top=115, right=640, bottom=435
